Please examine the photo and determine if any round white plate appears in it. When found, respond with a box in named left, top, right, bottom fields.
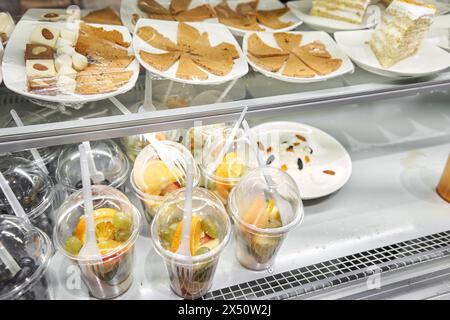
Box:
left=209, top=0, right=303, bottom=37
left=133, top=19, right=249, bottom=85
left=243, top=31, right=354, bottom=83
left=2, top=20, right=140, bottom=104
left=334, top=29, right=450, bottom=78
left=0, top=41, right=3, bottom=85
left=436, top=1, right=450, bottom=15
left=252, top=121, right=352, bottom=200
left=120, top=0, right=218, bottom=33
left=287, top=0, right=380, bottom=33
left=427, top=28, right=450, bottom=51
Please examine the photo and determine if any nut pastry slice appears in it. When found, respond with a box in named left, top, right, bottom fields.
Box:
left=214, top=42, right=239, bottom=59
left=273, top=32, right=302, bottom=52
left=236, top=0, right=259, bottom=16
left=292, top=47, right=342, bottom=76
left=247, top=33, right=288, bottom=57
left=247, top=54, right=288, bottom=72
left=301, top=41, right=332, bottom=59
left=190, top=49, right=234, bottom=76
left=176, top=53, right=208, bottom=80
left=137, top=26, right=179, bottom=51
left=176, top=4, right=216, bottom=22
left=138, top=0, right=172, bottom=16
left=177, top=22, right=201, bottom=52
left=282, top=53, right=315, bottom=78
left=256, top=8, right=293, bottom=29
left=140, top=50, right=181, bottom=71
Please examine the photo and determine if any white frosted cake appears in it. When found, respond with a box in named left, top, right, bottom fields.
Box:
left=310, top=0, right=371, bottom=24
left=369, top=0, right=436, bottom=68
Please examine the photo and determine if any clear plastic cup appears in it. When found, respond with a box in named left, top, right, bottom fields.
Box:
left=120, top=129, right=181, bottom=163
left=54, top=185, right=141, bottom=299
left=228, top=167, right=304, bottom=270
left=151, top=188, right=231, bottom=299
left=56, top=140, right=130, bottom=194
left=0, top=215, right=53, bottom=300
left=130, top=141, right=200, bottom=224
left=199, top=127, right=256, bottom=207
left=0, top=156, right=55, bottom=237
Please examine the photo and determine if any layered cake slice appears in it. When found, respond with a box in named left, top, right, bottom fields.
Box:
left=369, top=0, right=436, bottom=68
left=310, top=0, right=370, bottom=24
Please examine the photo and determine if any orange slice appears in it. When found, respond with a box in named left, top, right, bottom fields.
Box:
left=170, top=215, right=203, bottom=254
left=74, top=208, right=117, bottom=243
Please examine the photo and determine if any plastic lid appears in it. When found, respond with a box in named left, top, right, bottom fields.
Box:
left=56, top=140, right=130, bottom=192
left=0, top=156, right=54, bottom=220
left=0, top=110, right=60, bottom=165
left=0, top=215, right=53, bottom=300
left=228, top=166, right=304, bottom=235
left=121, top=129, right=181, bottom=150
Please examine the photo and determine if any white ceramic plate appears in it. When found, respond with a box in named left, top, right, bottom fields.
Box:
left=133, top=19, right=248, bottom=85
left=2, top=20, right=139, bottom=104
left=436, top=1, right=450, bottom=15
left=120, top=0, right=218, bottom=33
left=427, top=28, right=450, bottom=51
left=243, top=31, right=354, bottom=83
left=209, top=0, right=303, bottom=37
left=20, top=8, right=83, bottom=22
left=334, top=29, right=450, bottom=78
left=288, top=0, right=380, bottom=33
left=0, top=41, right=3, bottom=84
left=252, top=121, right=352, bottom=200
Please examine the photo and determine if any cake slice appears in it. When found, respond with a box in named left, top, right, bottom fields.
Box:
left=175, top=4, right=216, bottom=21
left=369, top=0, right=436, bottom=68
left=176, top=54, right=208, bottom=80
left=137, top=26, right=179, bottom=51
left=247, top=54, right=288, bottom=72
left=247, top=33, right=288, bottom=57
left=310, top=0, right=370, bottom=24
left=282, top=53, right=316, bottom=78
left=274, top=33, right=302, bottom=52
left=177, top=22, right=201, bottom=52
left=140, top=50, right=181, bottom=71
left=256, top=8, right=293, bottom=29
left=301, top=41, right=332, bottom=58
left=190, top=50, right=234, bottom=76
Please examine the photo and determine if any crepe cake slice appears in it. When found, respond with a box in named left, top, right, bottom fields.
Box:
left=247, top=54, right=288, bottom=72
left=256, top=8, right=293, bottom=29
left=177, top=22, right=201, bottom=52
left=282, top=53, right=315, bottom=78
left=137, top=26, right=179, bottom=51
left=236, top=0, right=259, bottom=16
left=190, top=48, right=234, bottom=76
left=301, top=41, right=331, bottom=59
left=170, top=0, right=191, bottom=15
left=219, top=15, right=263, bottom=30
left=175, top=4, right=216, bottom=22
left=292, top=47, right=342, bottom=76
left=138, top=0, right=171, bottom=16
left=140, top=50, right=181, bottom=71
left=82, top=7, right=123, bottom=25
left=79, top=22, right=130, bottom=48
left=273, top=32, right=302, bottom=52
left=176, top=53, right=208, bottom=80
left=214, top=42, right=239, bottom=59
left=247, top=33, right=288, bottom=57
left=214, top=0, right=242, bottom=19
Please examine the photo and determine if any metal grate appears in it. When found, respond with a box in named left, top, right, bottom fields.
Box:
left=203, top=231, right=450, bottom=300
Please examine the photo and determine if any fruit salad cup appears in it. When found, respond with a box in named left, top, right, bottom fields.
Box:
left=0, top=156, right=55, bottom=237
left=199, top=127, right=255, bottom=207
left=0, top=215, right=53, bottom=300
left=130, top=141, right=200, bottom=224
left=151, top=188, right=231, bottom=299
left=56, top=140, right=130, bottom=195
left=54, top=186, right=141, bottom=299
left=186, top=123, right=228, bottom=161
left=229, top=167, right=304, bottom=270
left=120, top=129, right=181, bottom=163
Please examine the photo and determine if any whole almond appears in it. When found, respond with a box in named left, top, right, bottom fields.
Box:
left=41, top=28, right=54, bottom=40
left=33, top=63, right=49, bottom=71
left=32, top=46, right=47, bottom=55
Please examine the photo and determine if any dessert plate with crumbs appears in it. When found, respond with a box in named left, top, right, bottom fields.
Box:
left=252, top=121, right=352, bottom=200
left=287, top=0, right=380, bottom=33
left=335, top=30, right=450, bottom=78
left=243, top=31, right=354, bottom=83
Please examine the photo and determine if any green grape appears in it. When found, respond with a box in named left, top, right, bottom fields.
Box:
left=64, top=236, right=82, bottom=255
left=194, top=246, right=211, bottom=256
left=201, top=218, right=219, bottom=239
left=114, top=229, right=132, bottom=242
left=112, top=211, right=132, bottom=230
left=268, top=218, right=282, bottom=229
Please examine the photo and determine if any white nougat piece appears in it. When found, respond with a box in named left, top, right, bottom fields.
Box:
left=60, top=29, right=78, bottom=46
left=72, top=52, right=88, bottom=71
left=57, top=45, right=76, bottom=57
left=57, top=75, right=77, bottom=94
left=57, top=65, right=77, bottom=79
left=26, top=59, right=56, bottom=78
left=29, top=26, right=60, bottom=48
left=55, top=54, right=72, bottom=72
left=369, top=0, right=436, bottom=68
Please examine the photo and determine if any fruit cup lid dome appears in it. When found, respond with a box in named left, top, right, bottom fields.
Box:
left=0, top=156, right=54, bottom=220
left=0, top=215, right=53, bottom=300
left=0, top=110, right=60, bottom=165
left=56, top=140, right=130, bottom=192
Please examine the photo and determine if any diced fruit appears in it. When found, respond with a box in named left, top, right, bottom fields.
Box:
left=95, top=221, right=115, bottom=242
left=114, top=229, right=132, bottom=242
left=143, top=160, right=183, bottom=195
left=194, top=246, right=210, bottom=256
left=242, top=196, right=266, bottom=226
left=97, top=240, right=122, bottom=255
left=64, top=236, right=82, bottom=255
left=74, top=208, right=117, bottom=243
left=201, top=238, right=220, bottom=251
left=170, top=215, right=203, bottom=254
left=201, top=218, right=219, bottom=239
left=112, top=211, right=132, bottom=230
left=161, top=182, right=181, bottom=196
left=215, top=151, right=244, bottom=179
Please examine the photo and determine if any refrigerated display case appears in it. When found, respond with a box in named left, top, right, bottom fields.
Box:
left=0, top=0, right=449, bottom=301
